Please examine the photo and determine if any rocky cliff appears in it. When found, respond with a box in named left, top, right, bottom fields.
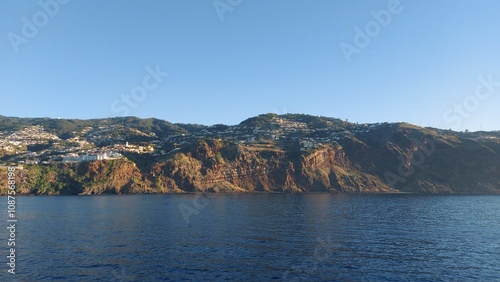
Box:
left=1, top=121, right=499, bottom=195
left=149, top=139, right=389, bottom=193
left=0, top=159, right=152, bottom=195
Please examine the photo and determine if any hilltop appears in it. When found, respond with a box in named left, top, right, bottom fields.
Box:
left=0, top=114, right=499, bottom=195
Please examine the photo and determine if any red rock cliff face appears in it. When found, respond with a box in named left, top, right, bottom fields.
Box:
left=76, top=159, right=153, bottom=195
left=297, top=144, right=390, bottom=193
left=150, top=140, right=392, bottom=193
left=0, top=159, right=153, bottom=195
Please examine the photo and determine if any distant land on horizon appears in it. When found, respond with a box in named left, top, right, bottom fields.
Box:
left=0, top=113, right=499, bottom=195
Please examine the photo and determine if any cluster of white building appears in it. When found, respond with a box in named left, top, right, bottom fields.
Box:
left=62, top=151, right=122, bottom=163
left=272, top=117, right=308, bottom=129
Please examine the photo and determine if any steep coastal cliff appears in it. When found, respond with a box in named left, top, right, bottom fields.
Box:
left=1, top=115, right=499, bottom=195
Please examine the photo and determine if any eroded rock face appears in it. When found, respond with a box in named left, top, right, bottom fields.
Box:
left=147, top=140, right=386, bottom=193
left=0, top=159, right=151, bottom=195
left=1, top=124, right=499, bottom=195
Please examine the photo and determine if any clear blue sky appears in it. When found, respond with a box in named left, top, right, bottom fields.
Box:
left=1, top=0, right=500, bottom=131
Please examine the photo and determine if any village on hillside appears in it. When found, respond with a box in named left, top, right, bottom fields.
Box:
left=0, top=116, right=496, bottom=166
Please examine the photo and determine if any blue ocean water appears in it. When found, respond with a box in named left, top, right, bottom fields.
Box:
left=0, top=194, right=499, bottom=281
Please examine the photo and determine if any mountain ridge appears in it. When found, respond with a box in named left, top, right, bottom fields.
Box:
left=0, top=114, right=499, bottom=195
